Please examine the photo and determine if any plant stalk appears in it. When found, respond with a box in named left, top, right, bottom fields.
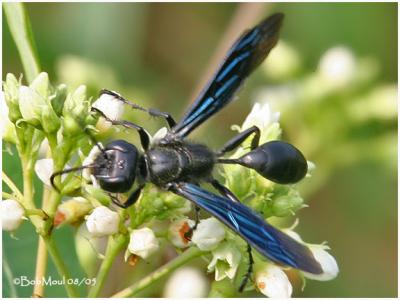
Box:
left=87, top=234, right=128, bottom=298
left=111, top=247, right=204, bottom=298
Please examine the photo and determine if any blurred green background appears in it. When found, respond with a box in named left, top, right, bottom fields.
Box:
left=3, top=2, right=397, bottom=297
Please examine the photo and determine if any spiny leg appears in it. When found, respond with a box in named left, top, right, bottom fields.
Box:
left=239, top=243, right=254, bottom=292
left=100, top=89, right=176, bottom=128
left=210, top=178, right=255, bottom=292
left=216, top=125, right=260, bottom=157
left=92, top=107, right=150, bottom=150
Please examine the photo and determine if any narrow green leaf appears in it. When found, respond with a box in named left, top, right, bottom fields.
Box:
left=4, top=2, right=40, bottom=83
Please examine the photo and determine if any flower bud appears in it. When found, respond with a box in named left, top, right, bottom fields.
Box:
left=63, top=85, right=88, bottom=118
left=30, top=72, right=50, bottom=99
left=207, top=241, right=241, bottom=281
left=86, top=206, right=119, bottom=237
left=50, top=84, right=68, bottom=116
left=128, top=227, right=159, bottom=259
left=83, top=185, right=111, bottom=206
left=270, top=191, right=304, bottom=217
left=191, top=218, right=225, bottom=251
left=54, top=197, right=93, bottom=226
left=168, top=218, right=195, bottom=248
left=164, top=267, right=209, bottom=297
left=255, top=263, right=292, bottom=298
left=18, top=86, right=46, bottom=128
left=302, top=245, right=339, bottom=281
left=41, top=105, right=60, bottom=133
left=3, top=73, right=22, bottom=122
left=1, top=199, right=25, bottom=231
left=62, top=85, right=89, bottom=135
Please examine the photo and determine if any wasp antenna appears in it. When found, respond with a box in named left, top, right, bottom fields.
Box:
left=50, top=165, right=94, bottom=193
left=83, top=127, right=107, bottom=158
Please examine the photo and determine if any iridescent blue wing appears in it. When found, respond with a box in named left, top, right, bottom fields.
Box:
left=171, top=13, right=284, bottom=138
left=171, top=182, right=323, bottom=274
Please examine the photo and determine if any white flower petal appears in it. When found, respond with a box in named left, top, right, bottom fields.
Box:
left=35, top=159, right=55, bottom=186
left=86, top=206, right=119, bottom=237
left=92, top=92, right=124, bottom=121
left=191, top=218, right=225, bottom=251
left=207, top=241, right=241, bottom=281
left=242, top=101, right=280, bottom=131
left=128, top=227, right=159, bottom=259
left=82, top=145, right=103, bottom=180
left=256, top=264, right=292, bottom=298
left=168, top=218, right=195, bottom=248
left=151, top=127, right=168, bottom=144
left=164, top=267, right=209, bottom=298
left=1, top=199, right=25, bottom=231
left=302, top=246, right=339, bottom=281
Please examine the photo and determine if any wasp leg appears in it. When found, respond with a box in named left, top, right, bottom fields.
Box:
left=183, top=205, right=200, bottom=241
left=92, top=107, right=150, bottom=150
left=100, top=89, right=176, bottom=128
left=216, top=125, right=260, bottom=156
left=239, top=243, right=254, bottom=292
left=109, top=185, right=144, bottom=209
left=209, top=178, right=254, bottom=293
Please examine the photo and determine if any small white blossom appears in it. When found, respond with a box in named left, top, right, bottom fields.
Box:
left=318, top=46, right=356, bottom=88
left=241, top=102, right=280, bottom=132
left=86, top=206, right=119, bottom=237
left=34, top=159, right=54, bottom=186
left=128, top=227, right=159, bottom=259
left=207, top=241, right=241, bottom=281
left=191, top=218, right=225, bottom=251
left=168, top=218, right=195, bottom=248
left=163, top=267, right=209, bottom=298
left=0, top=92, right=16, bottom=143
left=302, top=245, right=339, bottom=281
left=34, top=158, right=70, bottom=187
left=92, top=91, right=124, bottom=121
left=1, top=199, right=25, bottom=231
left=255, top=263, right=293, bottom=298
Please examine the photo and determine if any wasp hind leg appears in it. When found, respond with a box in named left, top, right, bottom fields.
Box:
left=216, top=125, right=260, bottom=157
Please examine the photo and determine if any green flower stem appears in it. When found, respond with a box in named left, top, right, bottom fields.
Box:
left=88, top=234, right=128, bottom=298
left=4, top=2, right=40, bottom=83
left=111, top=247, right=205, bottom=298
left=2, top=192, right=21, bottom=202
left=43, top=236, right=79, bottom=298
left=2, top=171, right=24, bottom=200
left=32, top=237, right=47, bottom=297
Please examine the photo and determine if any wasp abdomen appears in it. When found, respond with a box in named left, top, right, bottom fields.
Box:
left=238, top=140, right=308, bottom=184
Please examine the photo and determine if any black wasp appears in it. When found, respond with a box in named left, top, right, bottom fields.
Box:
left=51, top=13, right=323, bottom=291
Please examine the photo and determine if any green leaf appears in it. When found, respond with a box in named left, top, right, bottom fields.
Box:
left=4, top=3, right=40, bottom=83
